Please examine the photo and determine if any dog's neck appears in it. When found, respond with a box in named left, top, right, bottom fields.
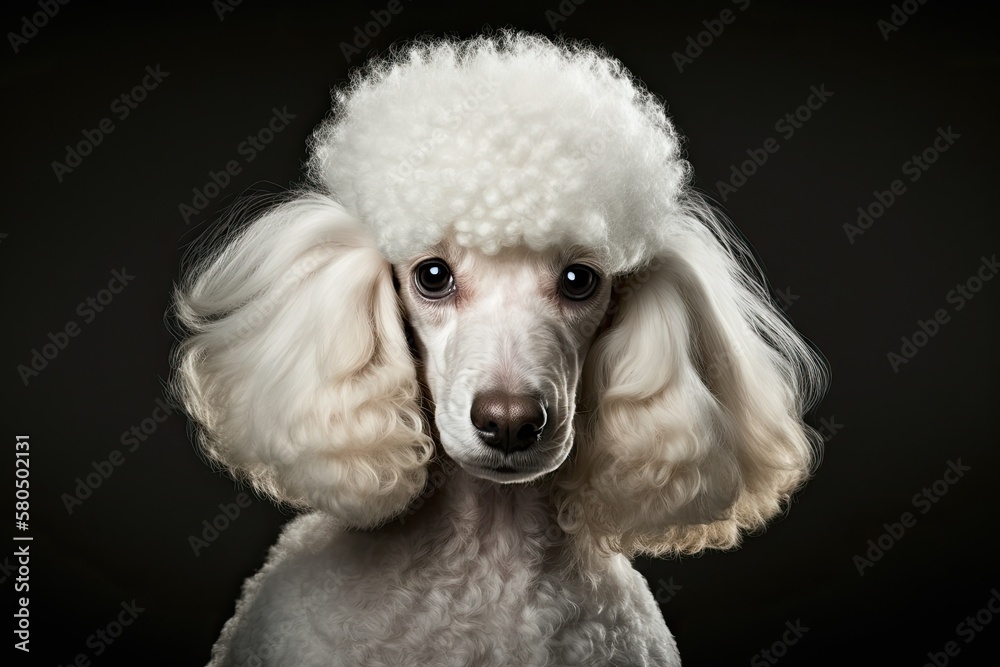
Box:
left=382, top=457, right=579, bottom=572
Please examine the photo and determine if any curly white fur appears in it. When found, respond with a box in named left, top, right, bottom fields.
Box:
left=309, top=34, right=687, bottom=273
left=176, top=194, right=433, bottom=528
left=173, top=32, right=826, bottom=667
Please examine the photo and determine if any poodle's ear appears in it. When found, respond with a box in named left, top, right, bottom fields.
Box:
left=173, top=194, right=432, bottom=527
left=557, top=205, right=826, bottom=556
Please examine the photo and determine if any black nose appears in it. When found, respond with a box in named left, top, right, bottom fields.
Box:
left=471, top=391, right=546, bottom=454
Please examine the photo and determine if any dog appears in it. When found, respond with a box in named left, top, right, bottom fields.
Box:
left=173, top=32, right=826, bottom=667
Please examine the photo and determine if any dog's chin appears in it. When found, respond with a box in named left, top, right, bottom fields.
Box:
left=439, top=431, right=570, bottom=485
left=460, top=461, right=550, bottom=484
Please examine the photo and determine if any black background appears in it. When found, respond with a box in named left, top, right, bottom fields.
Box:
left=2, top=1, right=998, bottom=665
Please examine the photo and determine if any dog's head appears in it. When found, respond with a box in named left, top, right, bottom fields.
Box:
left=173, top=34, right=826, bottom=556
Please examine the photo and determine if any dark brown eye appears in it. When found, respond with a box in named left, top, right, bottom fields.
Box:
left=414, top=259, right=454, bottom=299
left=559, top=264, right=599, bottom=301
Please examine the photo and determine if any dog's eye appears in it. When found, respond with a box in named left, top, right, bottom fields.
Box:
left=413, top=259, right=455, bottom=299
left=559, top=264, right=599, bottom=301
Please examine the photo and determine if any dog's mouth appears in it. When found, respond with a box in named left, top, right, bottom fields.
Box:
left=463, top=461, right=548, bottom=484
left=436, top=413, right=573, bottom=484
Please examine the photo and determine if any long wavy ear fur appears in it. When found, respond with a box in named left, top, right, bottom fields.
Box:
left=172, top=193, right=432, bottom=527
left=556, top=198, right=827, bottom=556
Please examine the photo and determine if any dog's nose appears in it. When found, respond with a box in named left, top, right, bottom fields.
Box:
left=471, top=391, right=546, bottom=454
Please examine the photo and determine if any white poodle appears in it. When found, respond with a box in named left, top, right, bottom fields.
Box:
left=173, top=33, right=826, bottom=667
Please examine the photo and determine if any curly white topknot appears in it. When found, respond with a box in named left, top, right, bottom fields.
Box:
left=309, top=32, right=690, bottom=274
